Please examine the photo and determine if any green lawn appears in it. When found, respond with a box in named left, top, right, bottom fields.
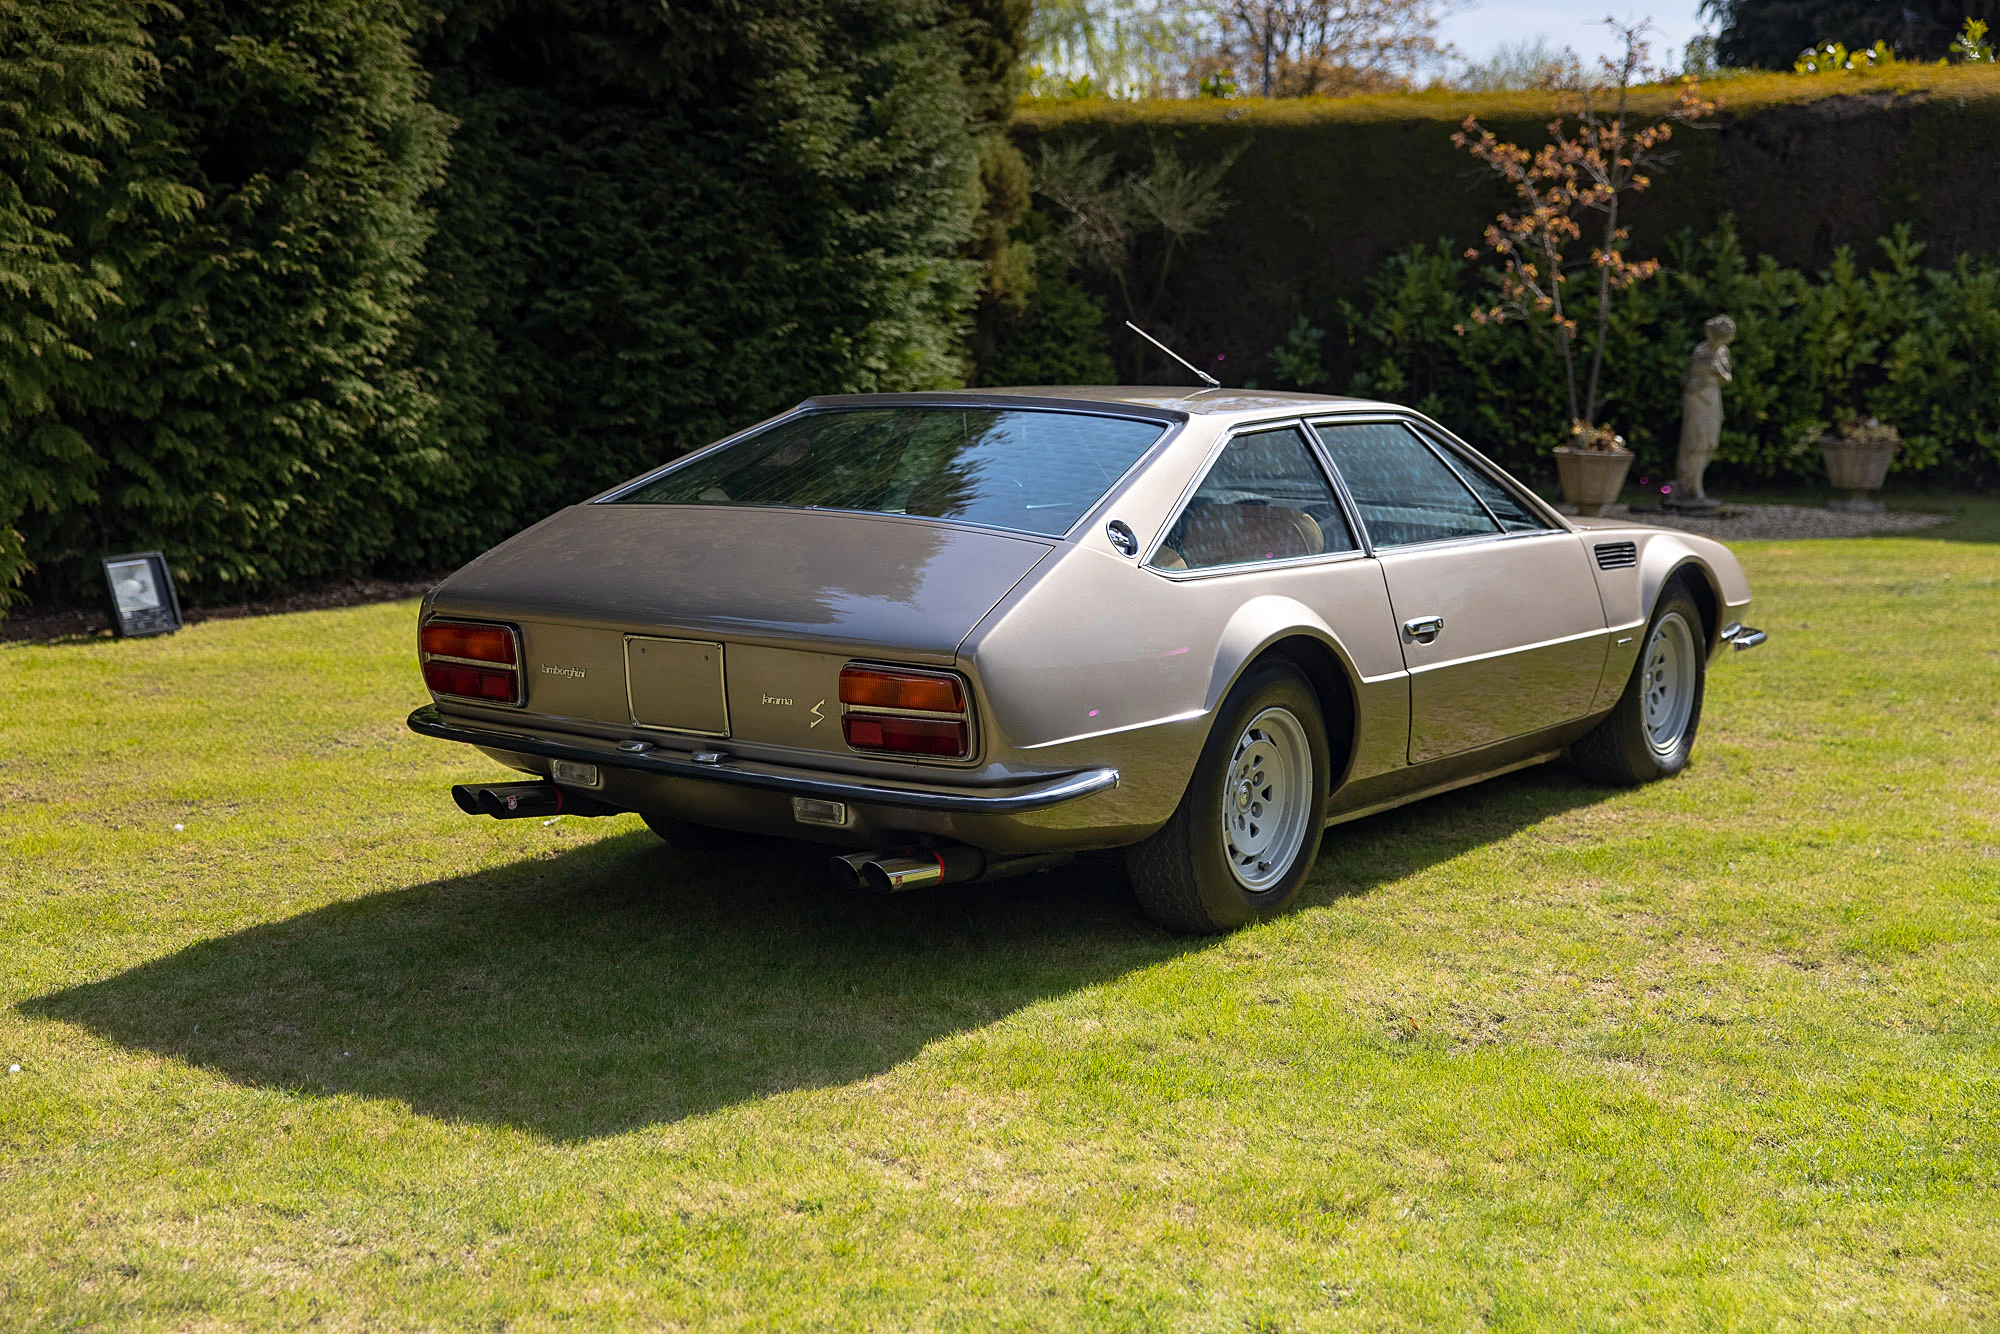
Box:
left=3, top=502, right=1997, bottom=1330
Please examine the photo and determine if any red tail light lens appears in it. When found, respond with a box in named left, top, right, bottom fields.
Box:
left=842, top=715, right=969, bottom=757
left=420, top=622, right=516, bottom=665
left=423, top=661, right=519, bottom=703
left=420, top=619, right=522, bottom=705
left=838, top=663, right=971, bottom=759
left=839, top=666, right=964, bottom=713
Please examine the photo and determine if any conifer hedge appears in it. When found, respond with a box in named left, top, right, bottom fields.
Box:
left=0, top=0, right=1002, bottom=616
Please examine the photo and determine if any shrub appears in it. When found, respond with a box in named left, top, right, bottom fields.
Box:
left=1339, top=220, right=2000, bottom=488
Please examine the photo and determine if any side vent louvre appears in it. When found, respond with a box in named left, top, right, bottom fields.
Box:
left=1594, top=541, right=1639, bottom=571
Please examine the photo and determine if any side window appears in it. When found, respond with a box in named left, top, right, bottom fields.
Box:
left=1153, top=426, right=1356, bottom=571
left=1312, top=422, right=1501, bottom=549
left=1429, top=439, right=1548, bottom=533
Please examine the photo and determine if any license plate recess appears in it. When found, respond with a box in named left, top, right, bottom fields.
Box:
left=624, top=636, right=729, bottom=737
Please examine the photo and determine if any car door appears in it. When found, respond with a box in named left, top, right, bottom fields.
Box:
left=1309, top=418, right=1609, bottom=764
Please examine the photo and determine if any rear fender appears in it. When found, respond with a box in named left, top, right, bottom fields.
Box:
left=1207, top=596, right=1405, bottom=790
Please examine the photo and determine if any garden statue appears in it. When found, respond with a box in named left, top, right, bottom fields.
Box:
left=1667, top=314, right=1735, bottom=512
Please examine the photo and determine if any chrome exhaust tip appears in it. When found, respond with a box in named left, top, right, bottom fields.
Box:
left=451, top=781, right=617, bottom=820
left=828, top=844, right=1073, bottom=894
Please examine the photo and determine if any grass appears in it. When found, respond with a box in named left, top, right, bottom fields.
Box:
left=3, top=502, right=1997, bottom=1330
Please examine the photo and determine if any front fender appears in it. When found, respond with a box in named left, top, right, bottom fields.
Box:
left=1581, top=524, right=1756, bottom=709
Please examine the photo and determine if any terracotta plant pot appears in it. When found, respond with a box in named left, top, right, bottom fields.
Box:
left=1820, top=435, right=1898, bottom=512
left=1553, top=446, right=1634, bottom=518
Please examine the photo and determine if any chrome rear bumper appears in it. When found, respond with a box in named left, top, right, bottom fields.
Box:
left=406, top=705, right=1119, bottom=815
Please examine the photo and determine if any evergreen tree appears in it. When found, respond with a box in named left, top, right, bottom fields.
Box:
left=394, top=0, right=992, bottom=568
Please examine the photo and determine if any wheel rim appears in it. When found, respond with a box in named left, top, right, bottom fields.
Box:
left=1641, top=612, right=1698, bottom=755
left=1219, top=706, right=1314, bottom=893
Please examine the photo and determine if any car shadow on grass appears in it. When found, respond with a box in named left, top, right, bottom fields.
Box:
left=24, top=766, right=1606, bottom=1141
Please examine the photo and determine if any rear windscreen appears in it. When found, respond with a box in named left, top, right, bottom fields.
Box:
left=609, top=407, right=1168, bottom=538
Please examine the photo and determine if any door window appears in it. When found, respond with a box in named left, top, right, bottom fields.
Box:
left=1430, top=441, right=1549, bottom=533
left=1153, top=426, right=1355, bottom=571
left=1312, top=422, right=1501, bottom=548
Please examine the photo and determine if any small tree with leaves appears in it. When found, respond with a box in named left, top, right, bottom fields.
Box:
left=1032, top=137, right=1238, bottom=376
left=1453, top=19, right=1714, bottom=449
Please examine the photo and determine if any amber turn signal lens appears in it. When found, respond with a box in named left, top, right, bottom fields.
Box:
left=838, top=666, right=964, bottom=713
left=842, top=715, right=968, bottom=757
left=420, top=622, right=516, bottom=665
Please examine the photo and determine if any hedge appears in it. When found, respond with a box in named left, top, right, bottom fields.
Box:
left=0, top=0, right=1010, bottom=616
left=1012, top=65, right=2000, bottom=397
left=2, top=0, right=449, bottom=612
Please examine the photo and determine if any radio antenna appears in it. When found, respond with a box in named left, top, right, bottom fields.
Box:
left=1125, top=321, right=1220, bottom=389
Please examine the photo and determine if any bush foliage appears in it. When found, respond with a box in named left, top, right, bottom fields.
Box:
left=1338, top=221, right=2000, bottom=488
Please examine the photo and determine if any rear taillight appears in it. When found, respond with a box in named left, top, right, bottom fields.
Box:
left=420, top=620, right=522, bottom=706
left=840, top=664, right=971, bottom=760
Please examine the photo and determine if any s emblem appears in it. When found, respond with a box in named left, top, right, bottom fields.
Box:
left=809, top=699, right=826, bottom=729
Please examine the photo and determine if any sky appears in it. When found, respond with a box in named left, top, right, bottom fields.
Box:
left=1450, top=0, right=1713, bottom=70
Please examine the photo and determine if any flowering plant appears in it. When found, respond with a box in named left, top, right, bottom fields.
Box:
left=1452, top=19, right=1714, bottom=453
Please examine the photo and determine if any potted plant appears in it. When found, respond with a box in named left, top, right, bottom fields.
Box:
left=1552, top=421, right=1633, bottom=517
left=1818, top=416, right=1900, bottom=511
left=1453, top=20, right=1712, bottom=514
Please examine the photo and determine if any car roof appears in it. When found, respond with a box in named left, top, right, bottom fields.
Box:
left=802, top=386, right=1400, bottom=422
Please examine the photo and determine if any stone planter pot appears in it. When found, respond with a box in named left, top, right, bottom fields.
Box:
left=1820, top=435, right=1899, bottom=512
left=1553, top=447, right=1634, bottom=517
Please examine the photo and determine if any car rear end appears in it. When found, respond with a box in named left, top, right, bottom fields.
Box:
left=408, top=396, right=1186, bottom=864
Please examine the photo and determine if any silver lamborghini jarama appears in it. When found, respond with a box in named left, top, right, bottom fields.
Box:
left=409, top=388, right=1764, bottom=933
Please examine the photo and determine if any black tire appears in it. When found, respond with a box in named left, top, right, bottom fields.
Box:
left=1572, top=580, right=1708, bottom=786
left=1124, top=662, right=1330, bottom=935
left=641, top=813, right=745, bottom=851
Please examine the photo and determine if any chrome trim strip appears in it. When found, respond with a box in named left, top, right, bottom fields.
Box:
left=1403, top=624, right=1611, bottom=674
left=407, top=706, right=1119, bottom=814
left=1146, top=548, right=1370, bottom=582
left=1018, top=707, right=1209, bottom=750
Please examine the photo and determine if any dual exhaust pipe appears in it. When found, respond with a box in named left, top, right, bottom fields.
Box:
left=452, top=781, right=618, bottom=820
left=829, top=845, right=1070, bottom=894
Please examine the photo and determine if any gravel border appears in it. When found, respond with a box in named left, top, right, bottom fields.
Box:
left=1561, top=502, right=1950, bottom=541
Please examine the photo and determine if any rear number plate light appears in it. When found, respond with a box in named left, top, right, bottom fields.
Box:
left=792, top=796, right=850, bottom=827
left=550, top=759, right=601, bottom=787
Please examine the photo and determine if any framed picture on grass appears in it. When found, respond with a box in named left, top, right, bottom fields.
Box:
left=101, top=551, right=183, bottom=638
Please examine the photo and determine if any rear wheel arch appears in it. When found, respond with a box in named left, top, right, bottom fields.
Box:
left=1249, top=635, right=1358, bottom=795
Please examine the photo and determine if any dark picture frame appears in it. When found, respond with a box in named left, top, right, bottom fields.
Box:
left=101, top=551, right=183, bottom=638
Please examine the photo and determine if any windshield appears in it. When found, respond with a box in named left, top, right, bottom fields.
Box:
left=609, top=407, right=1168, bottom=538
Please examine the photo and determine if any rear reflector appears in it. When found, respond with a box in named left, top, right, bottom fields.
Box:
left=423, top=661, right=519, bottom=704
left=420, top=622, right=517, bottom=665
left=843, top=714, right=968, bottom=757
left=839, top=666, right=964, bottom=714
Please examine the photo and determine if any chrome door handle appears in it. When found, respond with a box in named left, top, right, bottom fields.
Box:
left=1402, top=614, right=1445, bottom=644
